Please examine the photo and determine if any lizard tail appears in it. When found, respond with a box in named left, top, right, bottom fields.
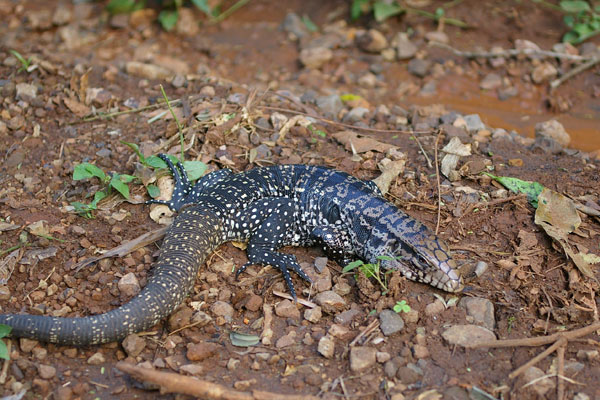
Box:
left=0, top=206, right=221, bottom=345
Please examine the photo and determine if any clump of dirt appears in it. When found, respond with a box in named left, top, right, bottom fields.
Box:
left=0, top=1, right=599, bottom=399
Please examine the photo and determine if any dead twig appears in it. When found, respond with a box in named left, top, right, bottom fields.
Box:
left=434, top=129, right=442, bottom=235
left=459, top=194, right=527, bottom=220
left=116, top=362, right=318, bottom=400
left=412, top=134, right=433, bottom=168
left=258, top=105, right=433, bottom=135
left=272, top=290, right=317, bottom=308
left=550, top=56, right=600, bottom=90
left=557, top=344, right=565, bottom=400
left=429, top=41, right=594, bottom=62
left=74, top=227, right=168, bottom=273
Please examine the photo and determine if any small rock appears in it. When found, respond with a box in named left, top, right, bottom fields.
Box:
left=200, top=85, right=215, bottom=97
left=508, top=158, right=523, bottom=167
left=314, top=290, right=346, bottom=313
left=358, top=72, right=378, bottom=88
left=317, top=335, right=335, bottom=358
left=20, top=338, right=38, bottom=352
left=443, top=386, right=469, bottom=400
left=210, top=301, right=234, bottom=320
left=180, top=364, right=204, bottom=375
left=329, top=324, right=351, bottom=339
left=520, top=366, right=555, bottom=396
left=424, top=300, right=445, bottom=316
left=275, top=299, right=301, bottom=319
left=316, top=94, right=343, bottom=118
left=403, top=309, right=419, bottom=324
left=379, top=310, right=405, bottom=336
left=175, top=8, right=200, bottom=36
left=395, top=32, right=417, bottom=59
left=425, top=31, right=449, bottom=43
left=171, top=75, right=186, bottom=88
left=52, top=6, right=72, bottom=26
left=464, top=114, right=485, bottom=132
left=376, top=351, right=391, bottom=363
left=187, top=342, right=219, bottom=361
left=304, top=306, right=322, bottom=323
left=87, top=352, right=105, bottom=365
left=479, top=73, right=502, bottom=90
left=333, top=280, right=352, bottom=297
left=412, top=344, right=429, bottom=359
left=349, top=346, right=377, bottom=372
left=531, top=62, right=558, bottom=84
left=168, top=306, right=193, bottom=330
left=342, top=107, right=370, bottom=123
left=535, top=119, right=570, bottom=147
left=0, top=286, right=10, bottom=300
left=355, top=29, right=388, bottom=53
left=442, top=324, right=496, bottom=348
left=459, top=297, right=495, bottom=330
left=396, top=366, right=421, bottom=384
left=573, top=393, right=591, bottom=400
left=55, top=386, right=73, bottom=400
left=227, top=358, right=240, bottom=370
left=191, top=310, right=212, bottom=326
left=118, top=273, right=140, bottom=297
left=314, top=257, right=328, bottom=272
left=275, top=331, right=296, bottom=348
left=281, top=12, right=308, bottom=39
left=38, top=364, right=56, bottom=379
left=334, top=308, right=360, bottom=325
left=300, top=47, right=332, bottom=69
left=498, top=86, right=518, bottom=100
left=577, top=349, right=599, bottom=361
left=244, top=294, right=263, bottom=312
left=407, top=58, right=431, bottom=78
left=122, top=334, right=146, bottom=357
left=16, top=83, right=38, bottom=100
left=125, top=61, right=172, bottom=80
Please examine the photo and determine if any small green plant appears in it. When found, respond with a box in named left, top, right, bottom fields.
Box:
left=106, top=0, right=250, bottom=30
left=560, top=0, right=600, bottom=44
left=351, top=0, right=467, bottom=27
left=343, top=255, right=395, bottom=293
left=0, top=324, right=12, bottom=360
left=393, top=300, right=411, bottom=313
left=71, top=163, right=136, bottom=218
left=9, top=50, right=34, bottom=73
left=507, top=315, right=516, bottom=333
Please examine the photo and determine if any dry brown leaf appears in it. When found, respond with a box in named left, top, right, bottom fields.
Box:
left=63, top=96, right=91, bottom=117
left=535, top=188, right=593, bottom=277
left=372, top=159, right=405, bottom=195
left=332, top=130, right=395, bottom=153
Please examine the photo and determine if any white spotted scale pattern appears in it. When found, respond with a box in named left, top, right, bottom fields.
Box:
left=0, top=159, right=463, bottom=345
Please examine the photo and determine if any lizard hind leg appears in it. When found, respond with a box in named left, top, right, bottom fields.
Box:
left=234, top=198, right=312, bottom=300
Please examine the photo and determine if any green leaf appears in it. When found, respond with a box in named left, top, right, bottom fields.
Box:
left=484, top=173, right=544, bottom=208
left=158, top=9, right=179, bottom=31
left=71, top=201, right=96, bottom=218
left=563, top=30, right=579, bottom=42
left=147, top=184, right=160, bottom=198
left=182, top=161, right=207, bottom=181
left=0, top=341, right=8, bottom=360
left=434, top=7, right=445, bottom=19
left=564, top=14, right=575, bottom=27
left=73, top=163, right=107, bottom=181
left=230, top=332, right=260, bottom=347
left=121, top=141, right=146, bottom=164
left=376, top=255, right=394, bottom=261
left=0, top=324, right=12, bottom=338
left=359, top=263, right=377, bottom=279
left=110, top=175, right=130, bottom=199
left=302, top=15, right=318, bottom=32
left=90, top=190, right=108, bottom=208
left=146, top=155, right=168, bottom=169
left=351, top=0, right=370, bottom=20
left=119, top=174, right=136, bottom=184
left=106, top=0, right=144, bottom=15
left=340, top=93, right=362, bottom=103
left=560, top=0, right=591, bottom=13
left=191, top=0, right=213, bottom=16
left=373, top=2, right=404, bottom=22
left=342, top=260, right=364, bottom=273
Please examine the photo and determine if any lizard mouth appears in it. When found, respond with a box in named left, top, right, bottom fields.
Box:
left=383, top=255, right=464, bottom=293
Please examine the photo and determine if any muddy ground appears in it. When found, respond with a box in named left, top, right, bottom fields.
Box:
left=0, top=0, right=600, bottom=399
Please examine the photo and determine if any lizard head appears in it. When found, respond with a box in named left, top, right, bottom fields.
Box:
left=379, top=235, right=464, bottom=292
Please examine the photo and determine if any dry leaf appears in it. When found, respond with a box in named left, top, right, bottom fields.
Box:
left=372, top=159, right=405, bottom=195
left=332, top=130, right=395, bottom=153
left=534, top=188, right=592, bottom=277
left=63, top=96, right=90, bottom=117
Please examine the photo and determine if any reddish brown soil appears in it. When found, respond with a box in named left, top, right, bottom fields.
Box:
left=0, top=1, right=599, bottom=399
